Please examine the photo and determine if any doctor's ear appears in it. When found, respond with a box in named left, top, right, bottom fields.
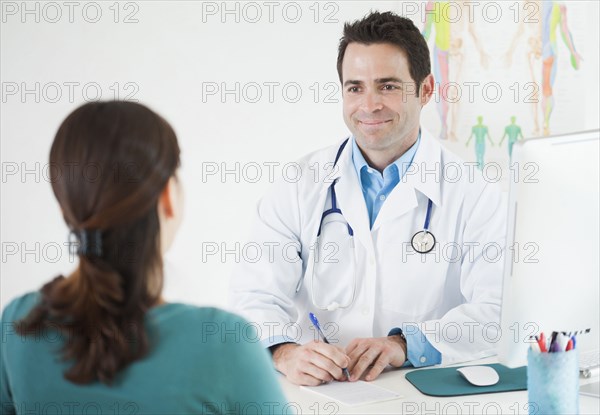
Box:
left=419, top=74, right=435, bottom=106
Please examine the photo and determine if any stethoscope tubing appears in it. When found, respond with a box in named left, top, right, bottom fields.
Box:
left=296, top=138, right=436, bottom=307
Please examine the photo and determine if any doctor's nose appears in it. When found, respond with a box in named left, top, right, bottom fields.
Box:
left=360, top=91, right=384, bottom=113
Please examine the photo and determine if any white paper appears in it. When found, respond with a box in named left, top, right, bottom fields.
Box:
left=301, top=381, right=402, bottom=407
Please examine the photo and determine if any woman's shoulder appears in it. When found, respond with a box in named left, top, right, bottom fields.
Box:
left=149, top=304, right=258, bottom=341
left=151, top=304, right=247, bottom=324
left=1, top=291, right=41, bottom=322
left=149, top=305, right=265, bottom=367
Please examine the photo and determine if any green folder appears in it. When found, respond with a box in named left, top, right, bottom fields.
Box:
left=405, top=364, right=527, bottom=397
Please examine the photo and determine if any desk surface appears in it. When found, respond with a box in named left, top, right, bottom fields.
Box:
left=278, top=358, right=600, bottom=414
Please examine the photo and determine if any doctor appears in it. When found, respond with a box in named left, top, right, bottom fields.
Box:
left=230, top=11, right=505, bottom=386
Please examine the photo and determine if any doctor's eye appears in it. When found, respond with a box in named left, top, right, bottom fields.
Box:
left=381, top=84, right=399, bottom=91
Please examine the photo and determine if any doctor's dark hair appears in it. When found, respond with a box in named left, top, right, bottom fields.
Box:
left=16, top=101, right=180, bottom=385
left=336, top=11, right=431, bottom=96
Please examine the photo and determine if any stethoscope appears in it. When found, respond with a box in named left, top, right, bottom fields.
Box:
left=296, top=138, right=436, bottom=311
left=411, top=199, right=436, bottom=254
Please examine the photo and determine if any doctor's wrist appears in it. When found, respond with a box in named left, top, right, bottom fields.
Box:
left=269, top=342, right=296, bottom=355
left=270, top=343, right=299, bottom=371
left=387, top=328, right=408, bottom=366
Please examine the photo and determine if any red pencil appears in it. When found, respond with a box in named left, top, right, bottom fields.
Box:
left=566, top=339, right=574, bottom=351
left=538, top=332, right=548, bottom=353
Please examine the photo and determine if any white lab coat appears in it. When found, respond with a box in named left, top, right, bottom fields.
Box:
left=229, top=129, right=506, bottom=365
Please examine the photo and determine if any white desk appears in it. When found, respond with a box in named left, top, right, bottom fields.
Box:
left=278, top=358, right=600, bottom=414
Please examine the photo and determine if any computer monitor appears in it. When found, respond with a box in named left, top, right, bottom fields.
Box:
left=498, top=130, right=600, bottom=368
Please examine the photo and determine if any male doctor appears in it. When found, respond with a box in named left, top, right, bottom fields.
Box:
left=229, top=11, right=505, bottom=386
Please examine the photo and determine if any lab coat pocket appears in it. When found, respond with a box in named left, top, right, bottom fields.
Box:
left=379, top=241, right=450, bottom=320
left=306, top=214, right=356, bottom=310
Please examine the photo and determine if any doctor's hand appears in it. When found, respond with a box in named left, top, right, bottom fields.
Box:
left=345, top=335, right=407, bottom=382
left=272, top=341, right=350, bottom=386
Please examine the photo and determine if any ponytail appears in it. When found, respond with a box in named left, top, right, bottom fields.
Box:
left=16, top=101, right=179, bottom=384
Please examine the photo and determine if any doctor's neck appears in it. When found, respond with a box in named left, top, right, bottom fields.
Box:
left=357, top=133, right=419, bottom=173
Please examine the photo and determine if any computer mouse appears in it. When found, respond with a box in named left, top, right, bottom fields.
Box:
left=456, top=365, right=500, bottom=386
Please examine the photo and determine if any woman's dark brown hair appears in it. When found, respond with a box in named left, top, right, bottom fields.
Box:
left=16, top=101, right=180, bottom=384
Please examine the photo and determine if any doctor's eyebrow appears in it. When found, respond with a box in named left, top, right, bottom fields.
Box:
left=343, top=77, right=404, bottom=87
left=374, top=77, right=404, bottom=84
left=343, top=80, right=363, bottom=87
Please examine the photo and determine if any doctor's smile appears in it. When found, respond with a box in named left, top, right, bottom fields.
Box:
left=358, top=119, right=392, bottom=125
left=356, top=119, right=393, bottom=132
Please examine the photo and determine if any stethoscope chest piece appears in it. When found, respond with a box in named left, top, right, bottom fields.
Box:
left=410, top=198, right=436, bottom=254
left=411, top=230, right=436, bottom=254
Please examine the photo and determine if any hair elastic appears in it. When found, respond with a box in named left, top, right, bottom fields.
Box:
left=70, top=229, right=103, bottom=257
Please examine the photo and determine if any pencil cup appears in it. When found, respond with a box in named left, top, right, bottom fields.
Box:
left=527, top=348, right=579, bottom=415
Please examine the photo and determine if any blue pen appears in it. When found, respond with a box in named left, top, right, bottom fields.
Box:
left=309, top=312, right=351, bottom=380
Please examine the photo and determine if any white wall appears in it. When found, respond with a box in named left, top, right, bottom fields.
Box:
left=2, top=1, right=598, bottom=309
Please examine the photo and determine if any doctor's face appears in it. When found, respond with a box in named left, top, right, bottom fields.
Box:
left=342, top=43, right=433, bottom=159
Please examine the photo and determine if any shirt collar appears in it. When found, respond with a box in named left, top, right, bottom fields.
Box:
left=351, top=130, right=422, bottom=185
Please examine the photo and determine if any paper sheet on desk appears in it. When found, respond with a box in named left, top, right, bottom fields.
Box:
left=301, top=381, right=402, bottom=406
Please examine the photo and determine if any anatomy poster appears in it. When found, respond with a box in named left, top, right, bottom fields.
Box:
left=402, top=0, right=595, bottom=181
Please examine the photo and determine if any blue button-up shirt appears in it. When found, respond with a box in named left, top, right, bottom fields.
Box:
left=351, top=133, right=442, bottom=368
left=351, top=135, right=420, bottom=228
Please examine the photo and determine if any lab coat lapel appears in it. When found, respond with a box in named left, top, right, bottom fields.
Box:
left=371, top=130, right=442, bottom=232
left=332, top=143, right=375, bottom=256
